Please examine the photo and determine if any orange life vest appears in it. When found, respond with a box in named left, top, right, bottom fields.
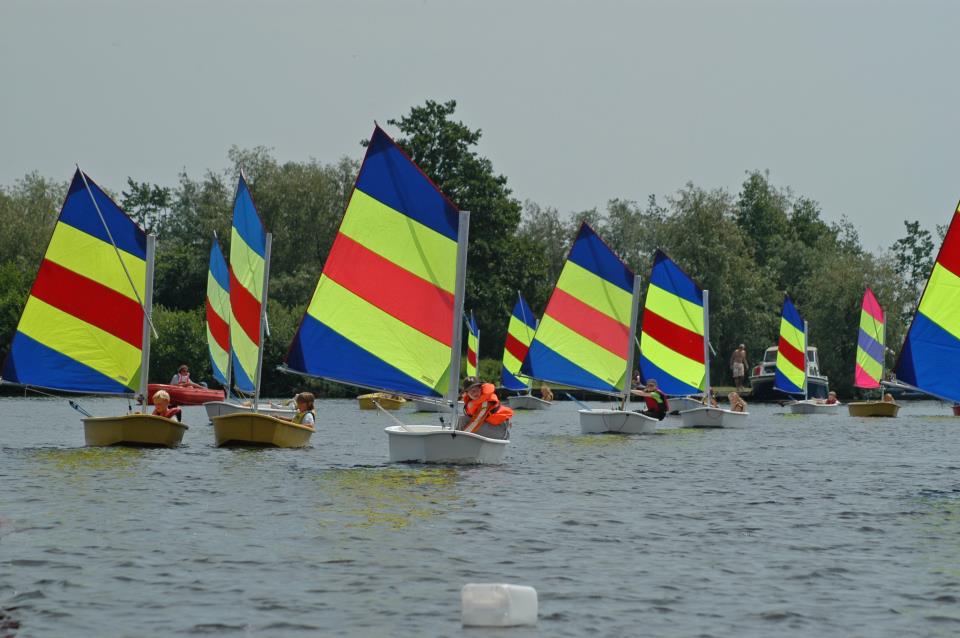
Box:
left=461, top=383, right=513, bottom=428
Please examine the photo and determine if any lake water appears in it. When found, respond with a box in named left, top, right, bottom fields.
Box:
left=2, top=396, right=960, bottom=637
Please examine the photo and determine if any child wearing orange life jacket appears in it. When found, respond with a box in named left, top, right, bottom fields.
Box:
left=458, top=376, right=512, bottom=440
left=151, top=390, right=182, bottom=422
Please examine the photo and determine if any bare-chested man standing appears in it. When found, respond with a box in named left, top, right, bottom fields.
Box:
left=730, top=344, right=748, bottom=391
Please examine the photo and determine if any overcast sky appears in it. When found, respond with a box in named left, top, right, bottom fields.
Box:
left=2, top=0, right=957, bottom=251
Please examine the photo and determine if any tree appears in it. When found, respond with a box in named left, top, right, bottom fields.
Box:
left=890, top=220, right=935, bottom=308
left=120, top=178, right=171, bottom=235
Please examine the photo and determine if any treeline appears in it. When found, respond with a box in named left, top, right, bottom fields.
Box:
left=0, top=100, right=942, bottom=398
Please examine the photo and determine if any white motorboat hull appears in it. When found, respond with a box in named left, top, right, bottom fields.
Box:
left=385, top=425, right=508, bottom=464
left=669, top=396, right=705, bottom=413
left=680, top=406, right=750, bottom=428
left=788, top=400, right=843, bottom=415
left=203, top=401, right=296, bottom=421
left=578, top=409, right=657, bottom=435
left=506, top=395, right=551, bottom=410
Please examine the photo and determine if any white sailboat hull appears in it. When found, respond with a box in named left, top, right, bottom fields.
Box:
left=788, top=400, right=843, bottom=415
left=385, top=425, right=508, bottom=464
left=506, top=395, right=551, bottom=410
left=669, top=396, right=705, bottom=413
left=203, top=401, right=296, bottom=421
left=679, top=406, right=750, bottom=428
left=578, top=409, right=657, bottom=435
left=413, top=399, right=463, bottom=413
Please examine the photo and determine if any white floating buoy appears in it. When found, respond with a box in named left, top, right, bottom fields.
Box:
left=461, top=583, right=538, bottom=627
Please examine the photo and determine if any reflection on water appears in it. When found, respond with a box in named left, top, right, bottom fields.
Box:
left=26, top=447, right=144, bottom=479
left=314, top=467, right=461, bottom=529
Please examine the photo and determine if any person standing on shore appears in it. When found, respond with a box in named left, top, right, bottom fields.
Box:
left=730, top=344, right=748, bottom=391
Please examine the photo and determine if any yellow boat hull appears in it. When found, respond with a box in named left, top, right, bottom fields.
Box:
left=847, top=401, right=900, bottom=418
left=358, top=393, right=406, bottom=410
left=210, top=412, right=314, bottom=448
left=82, top=414, right=188, bottom=448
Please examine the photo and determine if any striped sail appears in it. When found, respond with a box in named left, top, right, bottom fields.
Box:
left=1, top=170, right=147, bottom=394
left=520, top=223, right=634, bottom=394
left=894, top=201, right=960, bottom=402
left=854, top=288, right=884, bottom=389
left=229, top=175, right=268, bottom=394
left=501, top=294, right=537, bottom=391
left=465, top=311, right=479, bottom=377
left=639, top=250, right=705, bottom=396
left=285, top=126, right=462, bottom=398
left=774, top=296, right=806, bottom=395
left=206, top=236, right=231, bottom=387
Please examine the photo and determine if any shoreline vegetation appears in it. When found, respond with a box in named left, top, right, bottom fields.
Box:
left=0, top=100, right=944, bottom=400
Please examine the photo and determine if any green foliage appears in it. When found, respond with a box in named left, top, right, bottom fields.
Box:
left=891, top=220, right=935, bottom=309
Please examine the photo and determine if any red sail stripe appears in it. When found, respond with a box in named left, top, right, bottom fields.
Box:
left=546, top=287, right=628, bottom=357
left=935, top=212, right=960, bottom=277
left=323, top=233, right=453, bottom=346
left=777, top=336, right=805, bottom=371
left=205, top=297, right=230, bottom=351
left=508, top=324, right=533, bottom=347
left=229, top=267, right=262, bottom=346
left=641, top=310, right=705, bottom=364
left=467, top=349, right=477, bottom=367
left=505, top=332, right=530, bottom=362
left=31, top=259, right=143, bottom=348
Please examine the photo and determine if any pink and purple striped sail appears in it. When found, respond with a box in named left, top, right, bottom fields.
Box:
left=854, top=288, right=884, bottom=389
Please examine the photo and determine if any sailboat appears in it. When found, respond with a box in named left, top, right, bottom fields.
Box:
left=520, top=223, right=653, bottom=434
left=502, top=293, right=551, bottom=410
left=847, top=288, right=899, bottom=417
left=466, top=311, right=479, bottom=377
left=282, top=125, right=507, bottom=463
left=778, top=296, right=840, bottom=414
left=892, top=199, right=960, bottom=414
left=635, top=251, right=749, bottom=428
left=1, top=169, right=186, bottom=447
left=203, top=234, right=294, bottom=421
left=209, top=175, right=313, bottom=447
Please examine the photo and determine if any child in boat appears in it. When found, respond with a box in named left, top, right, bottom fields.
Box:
left=458, top=376, right=512, bottom=440
left=883, top=393, right=895, bottom=403
left=728, top=392, right=747, bottom=413
left=631, top=378, right=668, bottom=420
left=540, top=384, right=554, bottom=402
left=823, top=391, right=839, bottom=405
left=170, top=364, right=205, bottom=389
left=152, top=390, right=182, bottom=422
left=289, top=392, right=316, bottom=429
left=702, top=388, right=719, bottom=408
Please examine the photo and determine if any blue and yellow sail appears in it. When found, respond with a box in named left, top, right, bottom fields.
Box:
left=639, top=250, right=705, bottom=396
left=229, top=175, right=267, bottom=394
left=894, top=201, right=960, bottom=401
left=465, top=311, right=479, bottom=377
left=285, top=125, right=461, bottom=398
left=520, top=223, right=634, bottom=393
left=206, top=235, right=231, bottom=388
left=774, top=296, right=806, bottom=395
left=2, top=170, right=147, bottom=394
left=854, top=288, right=884, bottom=389
left=501, top=294, right=537, bottom=392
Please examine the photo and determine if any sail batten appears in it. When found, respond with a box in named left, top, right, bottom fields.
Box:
left=284, top=126, right=461, bottom=398
left=638, top=251, right=705, bottom=396
left=774, top=296, right=806, bottom=395
left=1, top=170, right=148, bottom=394
left=501, top=294, right=537, bottom=391
left=520, top=223, right=634, bottom=394
left=893, top=201, right=960, bottom=401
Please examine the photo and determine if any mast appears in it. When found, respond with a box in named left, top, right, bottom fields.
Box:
left=803, top=320, right=809, bottom=400
left=621, top=274, right=643, bottom=409
left=252, top=233, right=273, bottom=412
left=446, top=211, right=470, bottom=426
left=703, top=290, right=711, bottom=404
left=138, top=235, right=156, bottom=403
